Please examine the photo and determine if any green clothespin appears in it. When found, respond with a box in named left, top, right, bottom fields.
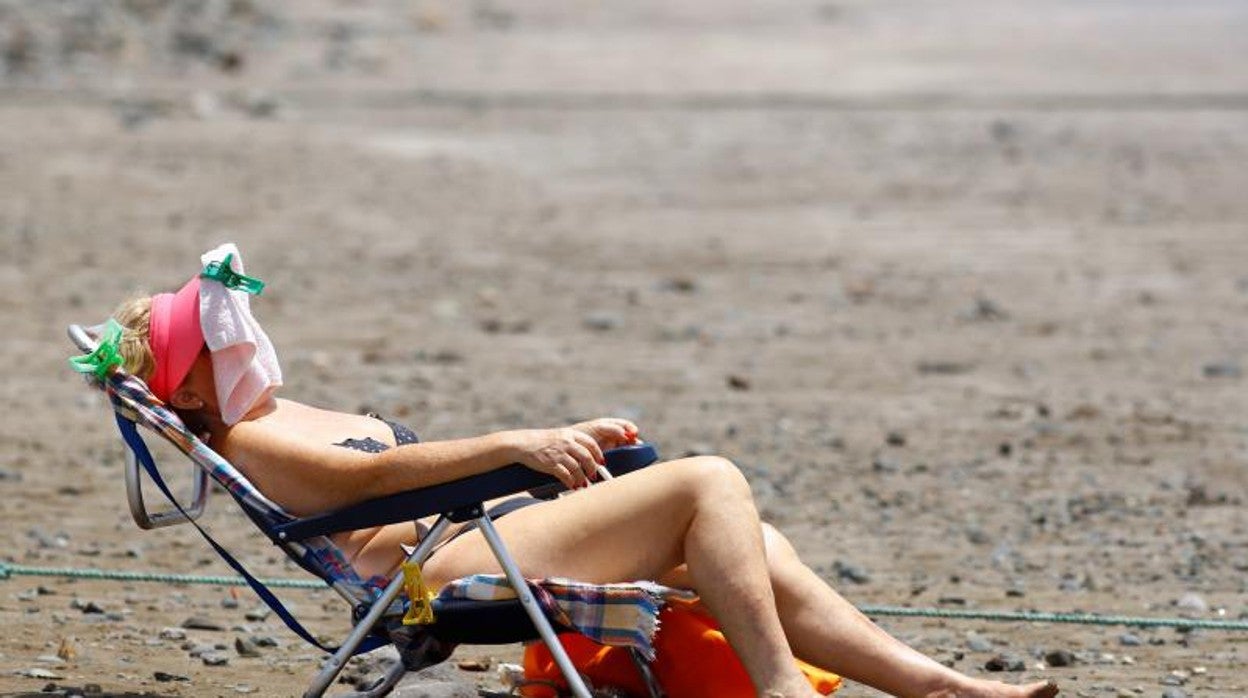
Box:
left=68, top=319, right=125, bottom=380
left=200, top=253, right=265, bottom=295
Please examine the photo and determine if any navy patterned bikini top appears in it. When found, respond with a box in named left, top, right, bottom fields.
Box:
left=333, top=415, right=419, bottom=453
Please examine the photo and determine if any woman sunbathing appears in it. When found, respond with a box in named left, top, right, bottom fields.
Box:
left=106, top=252, right=1058, bottom=698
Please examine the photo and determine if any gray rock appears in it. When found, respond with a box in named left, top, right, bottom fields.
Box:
left=1175, top=593, right=1209, bottom=613
left=1043, top=649, right=1076, bottom=667
left=154, top=671, right=190, bottom=682
left=183, top=616, right=225, bottom=631
left=1118, top=633, right=1142, bottom=647
left=983, top=653, right=1026, bottom=672
left=187, top=643, right=218, bottom=658
left=234, top=636, right=261, bottom=658
left=1202, top=361, right=1241, bottom=379
left=833, top=560, right=871, bottom=585
left=71, top=599, right=105, bottom=615
left=1161, top=689, right=1188, bottom=698
left=965, top=632, right=993, bottom=653
left=872, top=456, right=902, bottom=474
left=242, top=89, right=282, bottom=119
left=201, top=650, right=230, bottom=666
left=959, top=296, right=1009, bottom=322
left=916, top=360, right=976, bottom=375
left=159, top=627, right=187, bottom=641
left=583, top=311, right=622, bottom=332
left=18, top=667, right=63, bottom=679
left=393, top=663, right=480, bottom=698
left=244, top=607, right=271, bottom=622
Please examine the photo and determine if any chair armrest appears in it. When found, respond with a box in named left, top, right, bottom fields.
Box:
left=273, top=443, right=658, bottom=542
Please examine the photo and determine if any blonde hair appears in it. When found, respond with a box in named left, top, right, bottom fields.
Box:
left=112, top=296, right=156, bottom=380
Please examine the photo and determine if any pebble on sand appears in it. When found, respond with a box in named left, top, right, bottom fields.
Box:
left=983, top=654, right=1026, bottom=672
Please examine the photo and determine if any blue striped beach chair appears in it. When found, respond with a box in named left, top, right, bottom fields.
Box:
left=68, top=323, right=667, bottom=698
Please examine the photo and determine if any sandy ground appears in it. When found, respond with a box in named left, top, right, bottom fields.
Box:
left=2, top=1, right=1247, bottom=696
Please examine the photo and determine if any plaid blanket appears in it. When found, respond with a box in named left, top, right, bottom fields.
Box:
left=438, top=574, right=696, bottom=660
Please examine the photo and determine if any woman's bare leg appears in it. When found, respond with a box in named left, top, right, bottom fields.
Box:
left=422, top=457, right=818, bottom=698
left=662, top=525, right=1058, bottom=698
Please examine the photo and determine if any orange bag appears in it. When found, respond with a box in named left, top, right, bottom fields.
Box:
left=522, top=605, right=841, bottom=697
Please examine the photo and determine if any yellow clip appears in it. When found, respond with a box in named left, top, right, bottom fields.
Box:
left=400, top=562, right=436, bottom=625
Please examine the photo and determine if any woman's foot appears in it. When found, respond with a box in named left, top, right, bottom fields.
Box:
left=924, top=679, right=1059, bottom=698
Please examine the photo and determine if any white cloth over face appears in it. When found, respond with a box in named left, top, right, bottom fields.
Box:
left=199, top=243, right=282, bottom=425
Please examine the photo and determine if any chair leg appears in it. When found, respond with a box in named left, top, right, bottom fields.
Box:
left=304, top=516, right=453, bottom=698
left=342, top=658, right=407, bottom=698
left=628, top=649, right=665, bottom=698
left=475, top=516, right=595, bottom=698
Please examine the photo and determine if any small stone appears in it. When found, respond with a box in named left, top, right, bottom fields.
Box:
left=916, top=360, right=976, bottom=375
left=872, top=456, right=901, bottom=474
left=1161, top=689, right=1188, bottom=698
left=583, top=311, right=622, bottom=332
left=19, top=668, right=63, bottom=679
left=885, top=431, right=906, bottom=447
left=243, top=607, right=271, bottom=622
left=726, top=374, right=751, bottom=391
left=1201, top=361, right=1241, bottom=379
left=187, top=643, right=218, bottom=658
left=73, top=600, right=105, bottom=615
left=201, top=651, right=230, bottom=666
left=242, top=89, right=282, bottom=119
left=154, top=671, right=189, bottom=682
left=250, top=635, right=279, bottom=647
left=1118, top=633, right=1142, bottom=647
left=965, top=632, right=993, bottom=653
left=1161, top=671, right=1188, bottom=686
left=965, top=527, right=990, bottom=545
left=832, top=560, right=871, bottom=585
left=983, top=654, right=1026, bottom=672
left=159, top=627, right=187, bottom=641
left=234, top=636, right=261, bottom=658
left=1175, top=593, right=1208, bottom=613
left=959, top=296, right=1009, bottom=322
left=183, top=616, right=225, bottom=631
left=221, top=597, right=240, bottom=609
left=658, top=277, right=698, bottom=293
left=1044, top=649, right=1076, bottom=667
left=456, top=658, right=491, bottom=671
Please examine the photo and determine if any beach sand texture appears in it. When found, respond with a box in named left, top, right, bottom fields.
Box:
left=1, top=1, right=1247, bottom=695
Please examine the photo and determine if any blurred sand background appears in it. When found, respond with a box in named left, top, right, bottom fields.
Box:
left=1, top=1, right=1247, bottom=696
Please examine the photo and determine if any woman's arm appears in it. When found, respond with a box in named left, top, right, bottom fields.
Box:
left=221, top=421, right=628, bottom=515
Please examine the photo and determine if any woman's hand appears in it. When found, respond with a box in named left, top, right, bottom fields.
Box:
left=570, top=417, right=639, bottom=450
left=506, top=428, right=606, bottom=489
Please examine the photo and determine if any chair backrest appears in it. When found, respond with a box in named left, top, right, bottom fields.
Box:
left=69, top=325, right=388, bottom=605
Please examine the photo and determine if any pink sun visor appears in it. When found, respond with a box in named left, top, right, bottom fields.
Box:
left=148, top=277, right=205, bottom=403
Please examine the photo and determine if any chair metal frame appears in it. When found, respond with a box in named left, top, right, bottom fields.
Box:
left=69, top=324, right=665, bottom=698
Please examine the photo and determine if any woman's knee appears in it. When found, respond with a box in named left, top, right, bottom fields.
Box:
left=664, top=455, right=753, bottom=499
